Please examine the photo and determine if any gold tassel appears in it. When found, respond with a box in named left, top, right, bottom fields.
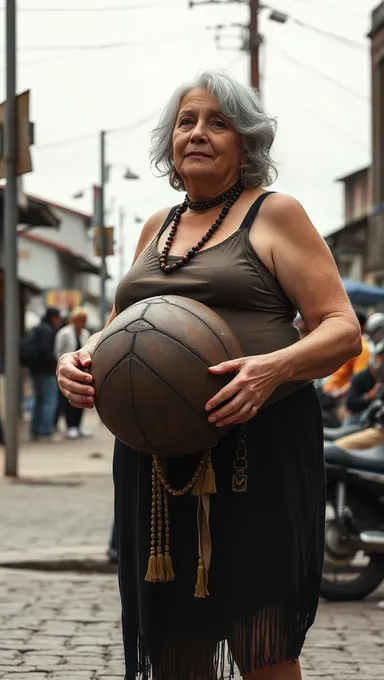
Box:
left=156, top=551, right=165, bottom=582
left=201, top=453, right=217, bottom=495
left=145, top=550, right=158, bottom=583
left=164, top=551, right=175, bottom=582
left=194, top=557, right=209, bottom=598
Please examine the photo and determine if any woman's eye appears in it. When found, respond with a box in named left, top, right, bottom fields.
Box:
left=212, top=119, right=226, bottom=128
left=179, top=117, right=194, bottom=126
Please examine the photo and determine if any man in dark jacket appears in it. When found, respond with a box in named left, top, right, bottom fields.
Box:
left=345, top=340, right=384, bottom=425
left=28, top=307, right=62, bottom=440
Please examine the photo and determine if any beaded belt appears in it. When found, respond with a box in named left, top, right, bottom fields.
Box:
left=144, top=424, right=248, bottom=597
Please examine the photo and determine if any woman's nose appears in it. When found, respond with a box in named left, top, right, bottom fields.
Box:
left=190, top=120, right=208, bottom=143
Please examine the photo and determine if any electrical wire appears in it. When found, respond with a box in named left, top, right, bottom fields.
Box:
left=35, top=110, right=161, bottom=151
left=34, top=54, right=246, bottom=153
left=16, top=41, right=145, bottom=52
left=291, top=18, right=368, bottom=51
left=0, top=2, right=157, bottom=11
left=269, top=43, right=370, bottom=104
left=286, top=0, right=366, bottom=18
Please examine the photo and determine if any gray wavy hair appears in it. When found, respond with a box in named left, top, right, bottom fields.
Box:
left=150, top=69, right=277, bottom=191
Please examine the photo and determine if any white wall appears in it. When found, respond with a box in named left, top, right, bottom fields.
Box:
left=17, top=201, right=105, bottom=327
left=18, top=237, right=59, bottom=290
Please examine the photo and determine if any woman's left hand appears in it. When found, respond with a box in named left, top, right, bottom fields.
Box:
left=205, top=354, right=282, bottom=427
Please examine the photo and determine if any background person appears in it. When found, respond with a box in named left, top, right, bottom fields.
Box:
left=54, top=307, right=92, bottom=439
left=21, top=307, right=62, bottom=441
left=344, top=340, right=384, bottom=425
left=323, top=310, right=370, bottom=400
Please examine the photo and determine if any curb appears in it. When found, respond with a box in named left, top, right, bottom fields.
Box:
left=0, top=546, right=117, bottom=574
left=0, top=556, right=117, bottom=574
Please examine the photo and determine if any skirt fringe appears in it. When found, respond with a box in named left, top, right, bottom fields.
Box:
left=124, top=602, right=317, bottom=680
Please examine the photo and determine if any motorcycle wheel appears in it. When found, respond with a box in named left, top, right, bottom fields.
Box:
left=321, top=493, right=384, bottom=602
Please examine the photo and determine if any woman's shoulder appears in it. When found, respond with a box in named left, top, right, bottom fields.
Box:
left=132, top=206, right=176, bottom=263
left=259, top=192, right=306, bottom=222
left=255, top=191, right=316, bottom=239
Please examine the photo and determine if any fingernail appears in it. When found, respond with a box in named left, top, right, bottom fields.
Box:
left=208, top=416, right=216, bottom=423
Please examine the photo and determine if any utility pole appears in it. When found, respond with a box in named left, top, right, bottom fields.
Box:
left=249, top=0, right=260, bottom=89
left=189, top=0, right=261, bottom=90
left=99, top=130, right=107, bottom=329
left=4, top=0, right=19, bottom=477
left=118, top=206, right=126, bottom=281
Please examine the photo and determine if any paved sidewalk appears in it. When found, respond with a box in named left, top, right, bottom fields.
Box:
left=0, top=410, right=114, bottom=480
left=0, top=411, right=114, bottom=566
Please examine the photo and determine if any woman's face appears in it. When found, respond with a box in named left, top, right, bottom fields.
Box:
left=172, top=88, right=243, bottom=191
left=73, top=315, right=87, bottom=333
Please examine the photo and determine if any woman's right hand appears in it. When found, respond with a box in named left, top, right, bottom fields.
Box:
left=56, top=348, right=95, bottom=409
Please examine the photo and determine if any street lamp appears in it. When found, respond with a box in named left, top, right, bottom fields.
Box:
left=269, top=9, right=288, bottom=24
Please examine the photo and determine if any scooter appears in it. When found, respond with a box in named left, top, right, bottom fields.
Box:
left=321, top=436, right=384, bottom=601
left=324, top=423, right=363, bottom=441
left=323, top=398, right=383, bottom=441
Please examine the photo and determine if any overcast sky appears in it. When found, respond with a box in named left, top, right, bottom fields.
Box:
left=0, top=0, right=378, bottom=281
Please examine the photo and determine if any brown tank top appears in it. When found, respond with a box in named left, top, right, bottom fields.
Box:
left=115, top=192, right=308, bottom=406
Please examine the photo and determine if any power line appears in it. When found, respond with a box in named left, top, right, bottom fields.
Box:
left=287, top=0, right=366, bottom=18
left=34, top=54, right=246, bottom=153
left=35, top=111, right=161, bottom=151
left=10, top=34, right=205, bottom=54
left=269, top=43, right=370, bottom=104
left=15, top=41, right=145, bottom=52
left=0, top=2, right=156, bottom=11
left=291, top=17, right=367, bottom=51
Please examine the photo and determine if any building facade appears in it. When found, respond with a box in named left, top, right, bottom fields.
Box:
left=325, top=167, right=370, bottom=280
left=326, top=2, right=384, bottom=283
left=367, top=2, right=384, bottom=280
left=16, top=196, right=105, bottom=332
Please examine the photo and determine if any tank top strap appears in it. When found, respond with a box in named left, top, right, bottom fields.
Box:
left=239, top=191, right=276, bottom=231
left=157, top=205, right=180, bottom=237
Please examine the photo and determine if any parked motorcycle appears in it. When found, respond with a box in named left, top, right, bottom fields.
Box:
left=321, top=436, right=384, bottom=601
left=323, top=423, right=363, bottom=441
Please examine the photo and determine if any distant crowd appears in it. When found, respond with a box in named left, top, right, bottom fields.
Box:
left=20, top=306, right=92, bottom=442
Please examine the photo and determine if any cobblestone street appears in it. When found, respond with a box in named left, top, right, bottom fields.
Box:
left=0, top=416, right=384, bottom=678
left=1, top=566, right=384, bottom=679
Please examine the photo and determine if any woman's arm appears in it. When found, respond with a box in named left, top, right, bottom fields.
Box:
left=257, top=194, right=361, bottom=382
left=81, top=206, right=172, bottom=357
left=206, top=195, right=361, bottom=427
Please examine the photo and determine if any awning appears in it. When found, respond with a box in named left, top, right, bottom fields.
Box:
left=0, top=187, right=60, bottom=228
left=342, top=278, right=384, bottom=305
left=19, top=231, right=102, bottom=276
left=60, top=250, right=101, bottom=276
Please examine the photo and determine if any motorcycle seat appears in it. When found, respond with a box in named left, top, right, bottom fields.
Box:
left=324, top=440, right=384, bottom=472
left=323, top=424, right=363, bottom=441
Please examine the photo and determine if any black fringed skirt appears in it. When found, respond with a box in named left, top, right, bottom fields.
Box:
left=113, top=384, right=325, bottom=680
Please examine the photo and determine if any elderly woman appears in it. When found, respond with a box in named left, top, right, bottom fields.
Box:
left=54, top=307, right=91, bottom=439
left=57, top=71, right=360, bottom=680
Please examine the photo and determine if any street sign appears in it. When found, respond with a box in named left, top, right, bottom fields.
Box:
left=0, top=90, right=33, bottom=179
left=45, top=288, right=82, bottom=310
left=93, top=226, right=114, bottom=257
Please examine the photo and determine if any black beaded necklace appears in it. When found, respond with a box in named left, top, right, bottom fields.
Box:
left=159, top=180, right=244, bottom=274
